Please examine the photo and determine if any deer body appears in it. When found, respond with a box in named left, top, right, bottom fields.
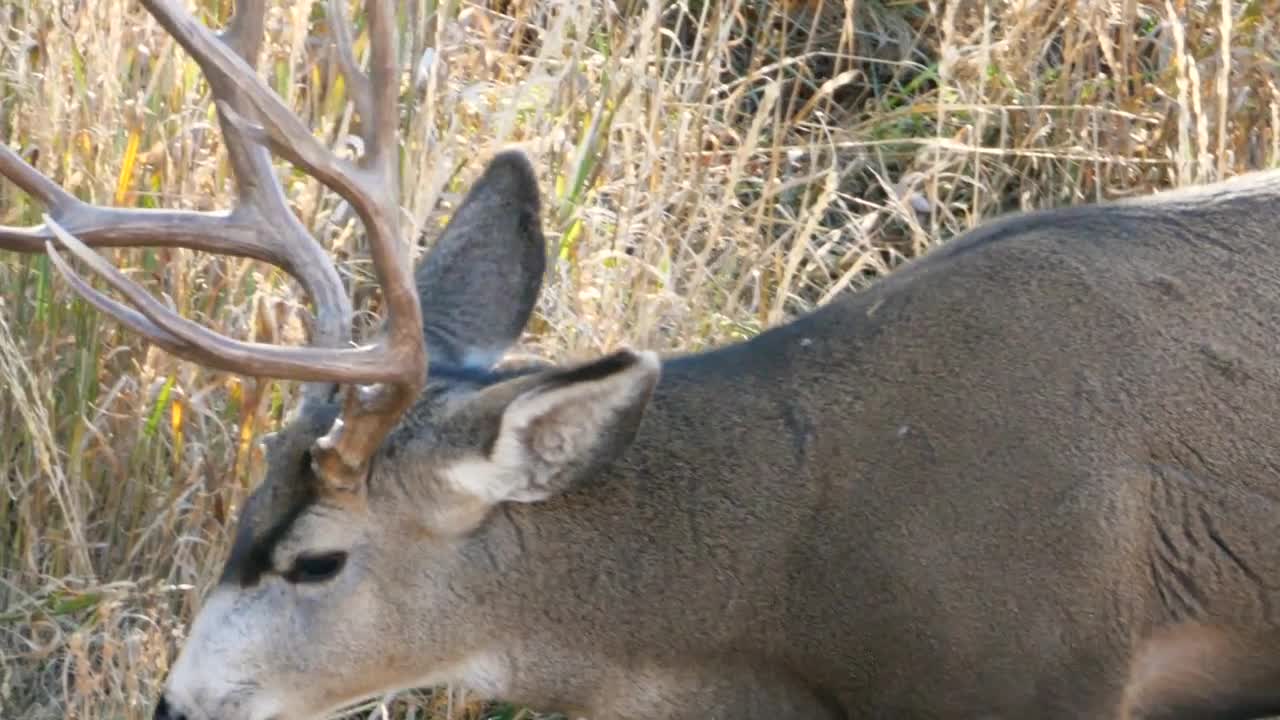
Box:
left=5, top=2, right=1280, bottom=718
left=392, top=170, right=1280, bottom=719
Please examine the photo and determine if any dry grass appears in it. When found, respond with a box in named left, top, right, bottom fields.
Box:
left=1, top=0, right=1277, bottom=718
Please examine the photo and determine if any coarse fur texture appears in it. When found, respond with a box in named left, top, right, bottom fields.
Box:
left=158, top=158, right=1280, bottom=719
left=4, top=0, right=1280, bottom=717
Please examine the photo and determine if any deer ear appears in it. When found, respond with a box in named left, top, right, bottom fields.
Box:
left=415, top=149, right=547, bottom=370
left=449, top=350, right=661, bottom=507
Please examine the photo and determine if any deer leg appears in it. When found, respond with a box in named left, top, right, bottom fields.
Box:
left=1119, top=622, right=1280, bottom=720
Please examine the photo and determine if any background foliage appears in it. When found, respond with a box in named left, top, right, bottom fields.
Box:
left=2, top=0, right=1277, bottom=717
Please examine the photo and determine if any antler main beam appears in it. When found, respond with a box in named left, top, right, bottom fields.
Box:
left=0, top=0, right=427, bottom=489
left=0, top=143, right=303, bottom=278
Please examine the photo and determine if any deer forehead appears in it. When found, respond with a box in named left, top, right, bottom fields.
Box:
left=271, top=502, right=369, bottom=557
left=220, top=479, right=372, bottom=587
left=215, top=367, right=558, bottom=587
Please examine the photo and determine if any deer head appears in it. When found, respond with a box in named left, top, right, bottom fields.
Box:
left=2, top=1, right=665, bottom=718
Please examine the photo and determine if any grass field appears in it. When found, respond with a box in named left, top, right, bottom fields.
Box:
left=1, top=0, right=1277, bottom=718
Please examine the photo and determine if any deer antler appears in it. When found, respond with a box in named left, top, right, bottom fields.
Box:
left=0, top=0, right=426, bottom=491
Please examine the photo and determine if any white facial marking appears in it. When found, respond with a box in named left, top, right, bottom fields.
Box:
left=442, top=457, right=518, bottom=505
left=165, top=503, right=372, bottom=720
left=294, top=651, right=513, bottom=720
left=460, top=346, right=505, bottom=371
left=165, top=587, right=287, bottom=720
left=408, top=651, right=512, bottom=699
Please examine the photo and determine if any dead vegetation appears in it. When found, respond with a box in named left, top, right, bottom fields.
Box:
left=1, top=0, right=1277, bottom=718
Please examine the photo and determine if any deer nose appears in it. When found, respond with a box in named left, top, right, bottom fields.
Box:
left=153, top=694, right=188, bottom=720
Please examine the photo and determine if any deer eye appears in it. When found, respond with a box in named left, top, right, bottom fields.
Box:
left=284, top=551, right=348, bottom=584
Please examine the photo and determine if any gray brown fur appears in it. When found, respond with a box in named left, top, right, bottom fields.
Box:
left=171, top=161, right=1280, bottom=720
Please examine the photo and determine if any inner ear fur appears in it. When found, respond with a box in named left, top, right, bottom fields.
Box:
left=438, top=349, right=662, bottom=512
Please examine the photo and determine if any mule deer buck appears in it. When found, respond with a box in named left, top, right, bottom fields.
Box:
left=5, top=1, right=1280, bottom=719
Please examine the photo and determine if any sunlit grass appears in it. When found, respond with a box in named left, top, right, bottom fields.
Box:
left=2, top=0, right=1277, bottom=718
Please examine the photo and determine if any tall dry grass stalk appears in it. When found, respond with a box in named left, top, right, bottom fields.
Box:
left=1, top=0, right=1277, bottom=718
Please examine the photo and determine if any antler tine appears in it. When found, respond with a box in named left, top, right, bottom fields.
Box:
left=136, top=0, right=426, bottom=487
left=326, top=0, right=375, bottom=144
left=42, top=219, right=216, bottom=361
left=43, top=228, right=184, bottom=352
left=0, top=143, right=298, bottom=271
left=43, top=212, right=401, bottom=382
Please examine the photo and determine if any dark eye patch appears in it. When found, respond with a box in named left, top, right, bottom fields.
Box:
left=221, top=449, right=320, bottom=588
left=283, top=551, right=348, bottom=584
